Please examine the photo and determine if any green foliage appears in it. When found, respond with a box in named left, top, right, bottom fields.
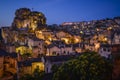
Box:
left=33, top=67, right=45, bottom=80
left=20, top=74, right=34, bottom=80
left=51, top=64, right=59, bottom=73
left=53, top=51, right=112, bottom=80
left=20, top=67, right=45, bottom=80
left=22, top=53, right=31, bottom=59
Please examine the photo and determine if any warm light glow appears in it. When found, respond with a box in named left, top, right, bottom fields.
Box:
left=32, top=62, right=44, bottom=73
left=38, top=13, right=42, bottom=16
left=48, top=37, right=52, bottom=41
left=104, top=37, right=107, bottom=41
left=95, top=43, right=100, bottom=51
left=45, top=40, right=51, bottom=45
left=16, top=46, right=26, bottom=55
left=38, top=31, right=42, bottom=34
left=74, top=38, right=80, bottom=43
left=34, top=21, right=37, bottom=23
left=61, top=38, right=69, bottom=44
left=107, top=27, right=112, bottom=30
left=80, top=31, right=83, bottom=34
left=16, top=46, right=32, bottom=55
left=96, top=28, right=99, bottom=31
left=35, top=31, right=44, bottom=39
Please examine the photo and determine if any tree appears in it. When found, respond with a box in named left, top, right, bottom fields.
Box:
left=112, top=53, right=120, bottom=80
left=33, top=67, right=45, bottom=80
left=22, top=53, right=31, bottom=60
left=53, top=51, right=112, bottom=80
left=20, top=74, right=34, bottom=80
left=51, top=64, right=59, bottom=73
left=20, top=67, right=45, bottom=80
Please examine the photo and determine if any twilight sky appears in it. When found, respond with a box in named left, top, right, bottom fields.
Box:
left=0, top=0, right=120, bottom=27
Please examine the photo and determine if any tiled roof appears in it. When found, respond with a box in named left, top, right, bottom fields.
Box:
left=0, top=49, right=9, bottom=56
left=18, top=58, right=42, bottom=67
left=29, top=36, right=43, bottom=41
left=100, top=44, right=111, bottom=48
left=44, top=55, right=77, bottom=62
left=0, top=49, right=17, bottom=58
left=8, top=52, right=17, bottom=58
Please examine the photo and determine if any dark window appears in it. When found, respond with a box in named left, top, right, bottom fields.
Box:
left=63, top=51, right=66, bottom=54
left=47, top=67, right=48, bottom=73
left=103, top=48, right=106, bottom=51
left=53, top=51, right=56, bottom=55
left=4, top=65, right=6, bottom=71
left=67, top=51, right=69, bottom=54
left=18, top=50, right=21, bottom=53
left=36, top=65, right=39, bottom=69
left=108, top=49, right=110, bottom=52
left=7, top=57, right=10, bottom=59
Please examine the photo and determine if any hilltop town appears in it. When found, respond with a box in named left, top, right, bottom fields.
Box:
left=0, top=8, right=120, bottom=80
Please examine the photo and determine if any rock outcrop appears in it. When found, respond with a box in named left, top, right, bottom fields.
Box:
left=12, top=8, right=46, bottom=30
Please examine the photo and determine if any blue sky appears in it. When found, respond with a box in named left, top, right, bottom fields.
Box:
left=0, top=0, right=120, bottom=27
